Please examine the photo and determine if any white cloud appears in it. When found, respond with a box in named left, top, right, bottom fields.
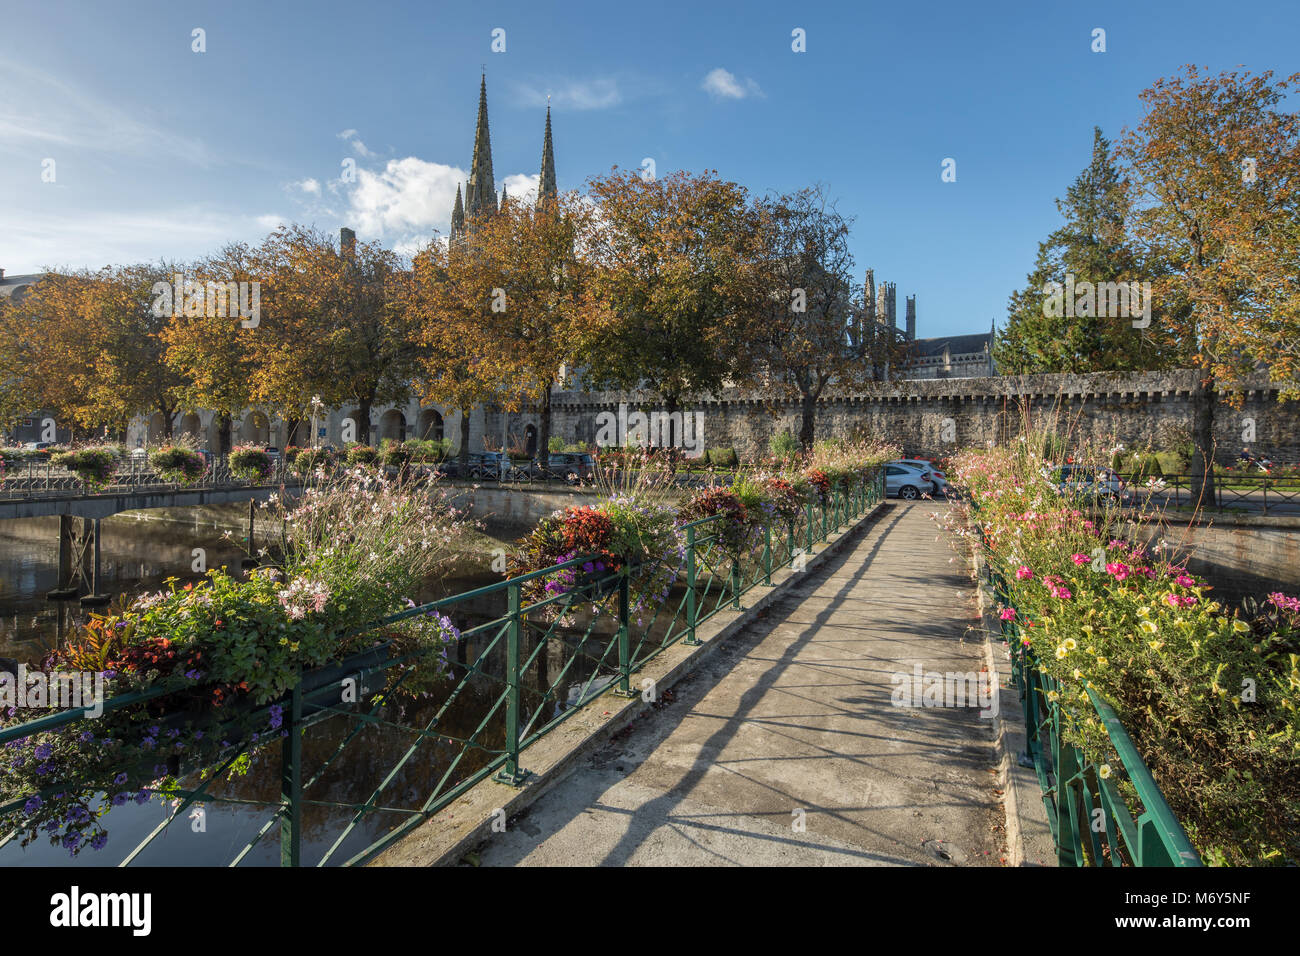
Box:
left=337, top=129, right=377, bottom=158
left=701, top=67, right=762, bottom=100
left=291, top=178, right=321, bottom=196
left=501, top=173, right=540, bottom=205
left=514, top=78, right=622, bottom=111
left=256, top=213, right=287, bottom=230
left=346, top=157, right=465, bottom=240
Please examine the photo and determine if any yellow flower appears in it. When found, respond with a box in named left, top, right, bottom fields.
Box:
left=1046, top=690, right=1060, bottom=702
left=1098, top=764, right=1113, bottom=779
left=1137, top=606, right=1150, bottom=618
left=1140, top=620, right=1159, bottom=634
left=1096, top=657, right=1108, bottom=666
left=1080, top=625, right=1094, bottom=635
left=1055, top=645, right=1069, bottom=659
left=1232, top=619, right=1251, bottom=634
left=1063, top=638, right=1078, bottom=651
left=1072, top=668, right=1083, bottom=679
left=1148, top=641, right=1164, bottom=652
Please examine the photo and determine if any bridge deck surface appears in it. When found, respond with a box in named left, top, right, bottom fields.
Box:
left=474, top=501, right=1004, bottom=867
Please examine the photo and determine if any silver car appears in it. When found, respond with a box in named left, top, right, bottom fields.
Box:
left=893, top=458, right=946, bottom=496
left=884, top=462, right=933, bottom=500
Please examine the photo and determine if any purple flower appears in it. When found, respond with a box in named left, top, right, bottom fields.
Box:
left=268, top=705, right=283, bottom=731
left=113, top=772, right=128, bottom=785
left=34, top=743, right=53, bottom=761
left=78, top=731, right=93, bottom=743
left=133, top=790, right=150, bottom=805
left=89, top=833, right=108, bottom=851
left=23, top=796, right=41, bottom=813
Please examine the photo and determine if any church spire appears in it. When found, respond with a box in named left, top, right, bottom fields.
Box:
left=465, top=73, right=497, bottom=224
left=451, top=183, right=465, bottom=237
left=538, top=101, right=557, bottom=204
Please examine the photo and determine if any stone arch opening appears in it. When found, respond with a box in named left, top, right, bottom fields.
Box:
left=379, top=409, right=406, bottom=444
left=418, top=408, right=444, bottom=441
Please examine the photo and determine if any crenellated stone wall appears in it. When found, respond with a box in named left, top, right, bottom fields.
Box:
left=517, top=370, right=1300, bottom=462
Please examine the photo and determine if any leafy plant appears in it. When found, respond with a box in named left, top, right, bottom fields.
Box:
left=149, top=445, right=206, bottom=484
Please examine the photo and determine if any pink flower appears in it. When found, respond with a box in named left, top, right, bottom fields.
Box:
left=1105, top=562, right=1130, bottom=581
left=1175, top=574, right=1195, bottom=588
left=999, top=608, right=1016, bottom=621
left=1267, top=592, right=1300, bottom=613
left=1015, top=566, right=1034, bottom=581
left=1049, top=585, right=1073, bottom=600
left=1070, top=553, right=1090, bottom=566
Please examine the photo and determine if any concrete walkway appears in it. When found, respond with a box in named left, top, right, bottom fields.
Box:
left=472, top=501, right=1005, bottom=867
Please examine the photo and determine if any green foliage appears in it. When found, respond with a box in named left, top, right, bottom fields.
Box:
left=52, top=447, right=118, bottom=489
left=228, top=446, right=273, bottom=482
left=995, top=127, right=1187, bottom=374
left=345, top=444, right=379, bottom=466
left=707, top=447, right=738, bottom=468
left=768, top=429, right=800, bottom=462
left=149, top=445, right=206, bottom=484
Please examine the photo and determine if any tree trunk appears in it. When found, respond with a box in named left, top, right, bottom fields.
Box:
left=216, top=413, right=232, bottom=454
left=285, top=417, right=301, bottom=448
left=1190, top=375, right=1217, bottom=509
left=799, top=390, right=817, bottom=450
left=538, top=383, right=553, bottom=463
left=458, top=407, right=472, bottom=469
left=358, top=397, right=372, bottom=447
left=664, top=393, right=680, bottom=471
left=161, top=407, right=174, bottom=440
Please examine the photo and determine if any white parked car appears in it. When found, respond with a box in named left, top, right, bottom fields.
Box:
left=884, top=462, right=933, bottom=500
left=1054, top=465, right=1127, bottom=501
left=893, top=458, right=947, bottom=496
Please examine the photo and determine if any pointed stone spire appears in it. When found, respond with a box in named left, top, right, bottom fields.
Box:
left=538, top=101, right=557, bottom=204
left=465, top=73, right=497, bottom=224
left=451, top=184, right=465, bottom=237
left=500, top=183, right=509, bottom=205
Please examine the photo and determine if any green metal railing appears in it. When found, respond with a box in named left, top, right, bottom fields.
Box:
left=981, top=550, right=1202, bottom=867
left=0, top=470, right=885, bottom=867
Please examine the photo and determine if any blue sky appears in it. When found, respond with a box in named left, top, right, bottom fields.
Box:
left=2, top=0, right=1297, bottom=339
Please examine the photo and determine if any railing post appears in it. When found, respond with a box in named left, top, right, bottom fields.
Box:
left=730, top=557, right=741, bottom=609
left=763, top=522, right=773, bottom=585
left=684, top=524, right=701, bottom=645
left=806, top=501, right=815, bottom=553
left=280, top=677, right=303, bottom=867
left=613, top=569, right=636, bottom=696
left=493, top=580, right=527, bottom=784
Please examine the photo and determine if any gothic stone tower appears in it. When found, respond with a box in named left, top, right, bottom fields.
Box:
left=452, top=74, right=498, bottom=239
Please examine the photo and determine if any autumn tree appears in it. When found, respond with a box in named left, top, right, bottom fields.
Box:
left=407, top=236, right=522, bottom=469
left=162, top=245, right=261, bottom=452
left=0, top=265, right=190, bottom=439
left=0, top=271, right=102, bottom=435
left=251, top=225, right=421, bottom=446
left=1119, top=66, right=1300, bottom=505
left=582, top=169, right=759, bottom=443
